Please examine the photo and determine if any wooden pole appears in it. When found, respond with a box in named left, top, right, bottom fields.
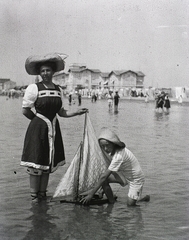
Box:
left=75, top=112, right=88, bottom=201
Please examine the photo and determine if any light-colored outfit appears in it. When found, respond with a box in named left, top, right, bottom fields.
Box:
left=108, top=147, right=145, bottom=200
left=107, top=94, right=113, bottom=108
left=178, top=96, right=183, bottom=104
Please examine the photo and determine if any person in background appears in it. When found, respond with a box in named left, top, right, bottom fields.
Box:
left=107, top=91, right=113, bottom=110
left=91, top=91, right=97, bottom=102
left=178, top=95, right=183, bottom=105
left=144, top=93, right=149, bottom=103
left=68, top=91, right=72, bottom=105
left=21, top=53, right=88, bottom=203
left=155, top=92, right=165, bottom=112
left=164, top=95, right=171, bottom=112
left=114, top=91, right=120, bottom=112
left=80, top=128, right=149, bottom=206
left=78, top=91, right=82, bottom=106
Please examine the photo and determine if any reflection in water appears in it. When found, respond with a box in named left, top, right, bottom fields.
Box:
left=110, top=205, right=144, bottom=240
left=23, top=202, right=60, bottom=240
left=154, top=111, right=164, bottom=121
left=51, top=202, right=144, bottom=240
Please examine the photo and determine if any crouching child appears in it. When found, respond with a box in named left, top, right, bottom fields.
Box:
left=80, top=128, right=149, bottom=206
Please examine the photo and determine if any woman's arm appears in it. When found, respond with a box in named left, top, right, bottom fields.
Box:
left=22, top=107, right=36, bottom=120
left=58, top=107, right=88, bottom=118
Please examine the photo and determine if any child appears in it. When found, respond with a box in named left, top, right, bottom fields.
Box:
left=80, top=128, right=148, bottom=206
left=107, top=91, right=113, bottom=110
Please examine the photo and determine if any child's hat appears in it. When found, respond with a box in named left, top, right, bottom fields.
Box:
left=98, top=128, right=125, bottom=148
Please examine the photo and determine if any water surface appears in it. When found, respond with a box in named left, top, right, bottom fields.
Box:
left=0, top=96, right=189, bottom=240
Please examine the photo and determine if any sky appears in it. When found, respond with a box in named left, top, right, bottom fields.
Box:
left=0, top=0, right=189, bottom=88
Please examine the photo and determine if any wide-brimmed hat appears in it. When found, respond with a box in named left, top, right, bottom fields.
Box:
left=25, top=53, right=68, bottom=75
left=98, top=128, right=125, bottom=148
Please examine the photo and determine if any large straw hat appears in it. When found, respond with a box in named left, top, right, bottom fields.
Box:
left=98, top=128, right=125, bottom=148
left=25, top=53, right=68, bottom=75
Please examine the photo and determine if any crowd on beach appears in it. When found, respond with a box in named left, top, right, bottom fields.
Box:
left=67, top=89, right=120, bottom=112
left=65, top=88, right=186, bottom=113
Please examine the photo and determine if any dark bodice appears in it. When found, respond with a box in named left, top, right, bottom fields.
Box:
left=34, top=82, right=62, bottom=121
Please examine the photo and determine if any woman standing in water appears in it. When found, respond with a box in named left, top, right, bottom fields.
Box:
left=21, top=53, right=88, bottom=203
left=114, top=91, right=120, bottom=112
left=164, top=95, right=171, bottom=112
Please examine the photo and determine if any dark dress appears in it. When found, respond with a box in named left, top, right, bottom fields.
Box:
left=157, top=96, right=164, bottom=108
left=21, top=82, right=65, bottom=173
left=164, top=98, right=171, bottom=109
left=114, top=94, right=120, bottom=106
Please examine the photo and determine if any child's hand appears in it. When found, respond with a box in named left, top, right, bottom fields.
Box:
left=80, top=194, right=93, bottom=205
left=80, top=190, right=93, bottom=204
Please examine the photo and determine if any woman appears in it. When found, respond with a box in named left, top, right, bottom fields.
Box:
left=21, top=53, right=88, bottom=203
left=164, top=95, right=171, bottom=112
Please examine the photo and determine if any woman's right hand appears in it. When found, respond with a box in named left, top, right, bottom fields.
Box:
left=77, top=108, right=88, bottom=115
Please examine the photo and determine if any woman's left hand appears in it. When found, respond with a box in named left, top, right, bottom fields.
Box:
left=77, top=108, right=88, bottom=115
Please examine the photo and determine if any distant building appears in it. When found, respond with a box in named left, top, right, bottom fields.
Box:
left=0, top=78, right=16, bottom=92
left=67, top=64, right=101, bottom=91
left=52, top=64, right=145, bottom=95
left=53, top=71, right=69, bottom=89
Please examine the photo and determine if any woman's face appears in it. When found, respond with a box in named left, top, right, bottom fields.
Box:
left=40, top=65, right=54, bottom=82
left=99, top=139, right=116, bottom=155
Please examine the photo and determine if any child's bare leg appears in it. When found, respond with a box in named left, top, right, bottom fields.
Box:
left=127, top=196, right=137, bottom=206
left=127, top=195, right=150, bottom=206
left=138, top=195, right=150, bottom=202
left=98, top=187, right=104, bottom=199
left=102, top=181, right=115, bottom=204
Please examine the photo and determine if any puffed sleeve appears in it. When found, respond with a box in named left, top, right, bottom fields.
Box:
left=22, top=84, right=38, bottom=108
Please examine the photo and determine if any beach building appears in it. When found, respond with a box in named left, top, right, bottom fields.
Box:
left=53, top=71, right=69, bottom=89
left=0, top=78, right=16, bottom=93
left=52, top=64, right=145, bottom=97
left=107, top=70, right=145, bottom=96
left=67, top=64, right=101, bottom=92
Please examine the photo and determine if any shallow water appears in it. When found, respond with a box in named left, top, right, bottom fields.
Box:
left=0, top=96, right=189, bottom=240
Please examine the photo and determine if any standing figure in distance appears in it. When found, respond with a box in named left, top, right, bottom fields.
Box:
left=114, top=91, right=120, bottom=112
left=156, top=92, right=165, bottom=112
left=21, top=53, right=88, bottom=203
left=68, top=91, right=72, bottom=105
left=78, top=91, right=82, bottom=106
left=164, top=95, right=171, bottom=112
left=107, top=91, right=113, bottom=110
left=178, top=95, right=183, bottom=105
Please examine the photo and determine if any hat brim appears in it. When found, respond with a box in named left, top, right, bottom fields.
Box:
left=98, top=128, right=125, bottom=148
left=25, top=53, right=67, bottom=75
left=99, top=138, right=125, bottom=148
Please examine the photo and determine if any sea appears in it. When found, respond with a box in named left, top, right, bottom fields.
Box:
left=0, top=95, right=189, bottom=240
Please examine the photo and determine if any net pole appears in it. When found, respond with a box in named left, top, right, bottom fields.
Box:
left=75, top=113, right=88, bottom=201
